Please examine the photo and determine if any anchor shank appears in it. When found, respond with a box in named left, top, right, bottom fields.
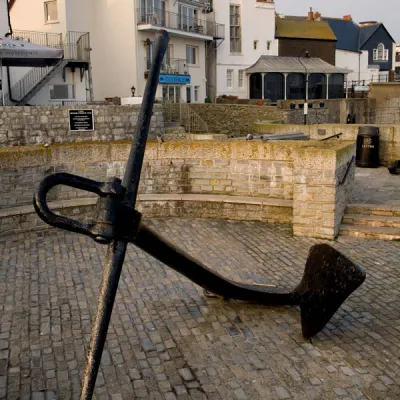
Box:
left=135, top=222, right=298, bottom=306
left=80, top=240, right=127, bottom=399
left=79, top=30, right=170, bottom=399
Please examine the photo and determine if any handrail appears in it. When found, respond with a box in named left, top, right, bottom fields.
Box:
left=2, top=59, right=65, bottom=105
left=339, top=156, right=355, bottom=186
left=320, top=132, right=343, bottom=141
left=136, top=7, right=225, bottom=39
left=180, top=102, right=208, bottom=133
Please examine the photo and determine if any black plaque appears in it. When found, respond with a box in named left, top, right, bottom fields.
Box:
left=69, top=110, right=94, bottom=131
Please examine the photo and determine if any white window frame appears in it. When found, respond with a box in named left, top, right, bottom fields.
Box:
left=238, top=70, right=244, bottom=88
left=373, top=43, right=389, bottom=61
left=230, top=5, right=241, bottom=53
left=186, top=45, right=197, bottom=65
left=44, top=0, right=59, bottom=23
left=227, top=69, right=233, bottom=88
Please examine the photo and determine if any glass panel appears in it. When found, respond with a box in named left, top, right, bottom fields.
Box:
left=45, top=1, right=58, bottom=22
left=186, top=87, right=191, bottom=103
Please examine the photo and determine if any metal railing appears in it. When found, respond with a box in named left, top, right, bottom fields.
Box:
left=2, top=59, right=65, bottom=105
left=11, top=30, right=91, bottom=61
left=180, top=102, right=208, bottom=133
left=145, top=57, right=189, bottom=74
left=137, top=8, right=225, bottom=39
left=162, top=100, right=208, bottom=133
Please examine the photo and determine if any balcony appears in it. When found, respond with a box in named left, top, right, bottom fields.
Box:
left=137, top=8, right=225, bottom=40
left=145, top=58, right=189, bottom=76
left=11, top=30, right=91, bottom=63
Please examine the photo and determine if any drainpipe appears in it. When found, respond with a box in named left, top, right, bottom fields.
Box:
left=358, top=52, right=361, bottom=82
left=5, top=0, right=17, bottom=103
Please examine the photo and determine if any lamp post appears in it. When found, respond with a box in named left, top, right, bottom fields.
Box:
left=298, top=50, right=310, bottom=125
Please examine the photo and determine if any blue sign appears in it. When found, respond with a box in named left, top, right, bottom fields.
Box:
left=159, top=74, right=191, bottom=85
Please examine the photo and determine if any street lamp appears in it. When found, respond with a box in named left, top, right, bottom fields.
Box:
left=298, top=50, right=310, bottom=125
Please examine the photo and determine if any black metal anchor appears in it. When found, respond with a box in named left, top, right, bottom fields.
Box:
left=33, top=30, right=366, bottom=399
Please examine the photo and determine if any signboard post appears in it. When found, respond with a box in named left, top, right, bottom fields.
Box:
left=69, top=110, right=95, bottom=132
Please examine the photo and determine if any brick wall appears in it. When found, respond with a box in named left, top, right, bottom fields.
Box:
left=0, top=105, right=165, bottom=146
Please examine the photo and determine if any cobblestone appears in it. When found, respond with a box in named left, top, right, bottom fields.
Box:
left=0, top=218, right=400, bottom=399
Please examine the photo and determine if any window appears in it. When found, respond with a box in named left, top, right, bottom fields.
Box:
left=267, top=41, right=271, bottom=51
left=186, top=86, right=192, bottom=103
left=253, top=41, right=258, bottom=50
left=44, top=1, right=58, bottom=23
left=194, top=86, right=199, bottom=102
left=373, top=43, right=389, bottom=61
left=227, top=69, right=233, bottom=88
left=140, top=0, right=166, bottom=25
left=230, top=5, right=241, bottom=53
left=50, top=84, right=75, bottom=100
left=186, top=45, right=197, bottom=65
left=179, top=5, right=198, bottom=31
left=238, top=70, right=244, bottom=88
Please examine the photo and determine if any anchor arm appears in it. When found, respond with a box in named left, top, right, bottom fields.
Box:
left=134, top=222, right=298, bottom=306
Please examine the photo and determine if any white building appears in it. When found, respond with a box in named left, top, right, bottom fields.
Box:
left=0, top=0, right=9, bottom=36
left=8, top=0, right=224, bottom=105
left=210, top=0, right=277, bottom=100
left=395, top=45, right=400, bottom=74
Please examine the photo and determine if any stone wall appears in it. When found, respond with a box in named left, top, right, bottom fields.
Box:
left=278, top=99, right=374, bottom=124
left=284, top=109, right=330, bottom=125
left=292, top=142, right=356, bottom=238
left=188, top=105, right=287, bottom=136
left=0, top=139, right=355, bottom=239
left=253, top=122, right=400, bottom=165
left=0, top=105, right=165, bottom=146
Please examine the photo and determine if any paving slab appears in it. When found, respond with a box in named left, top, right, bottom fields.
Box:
left=351, top=167, right=400, bottom=206
left=0, top=218, right=399, bottom=399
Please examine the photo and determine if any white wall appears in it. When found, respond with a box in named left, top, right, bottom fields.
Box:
left=335, top=49, right=379, bottom=83
left=214, top=0, right=277, bottom=99
left=136, top=32, right=207, bottom=103
left=0, top=0, right=9, bottom=36
left=11, top=0, right=67, bottom=33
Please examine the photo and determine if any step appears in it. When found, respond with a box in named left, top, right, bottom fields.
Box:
left=339, top=224, right=400, bottom=241
left=165, top=127, right=186, bottom=134
left=343, top=214, right=400, bottom=229
left=165, top=121, right=180, bottom=128
left=345, top=203, right=400, bottom=217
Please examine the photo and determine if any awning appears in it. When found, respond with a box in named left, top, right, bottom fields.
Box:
left=0, top=36, right=64, bottom=67
left=246, top=56, right=352, bottom=75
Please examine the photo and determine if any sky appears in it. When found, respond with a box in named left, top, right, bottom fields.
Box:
left=275, top=0, right=400, bottom=43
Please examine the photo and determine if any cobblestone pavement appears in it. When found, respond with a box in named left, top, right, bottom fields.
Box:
left=0, top=218, right=400, bottom=400
left=350, top=167, right=400, bottom=206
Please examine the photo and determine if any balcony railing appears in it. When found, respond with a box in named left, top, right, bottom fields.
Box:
left=11, top=30, right=91, bottom=62
left=137, top=8, right=225, bottom=39
left=145, top=57, right=189, bottom=75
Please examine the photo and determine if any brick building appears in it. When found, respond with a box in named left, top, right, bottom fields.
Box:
left=275, top=10, right=337, bottom=65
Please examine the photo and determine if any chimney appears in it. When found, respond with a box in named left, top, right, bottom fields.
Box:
left=343, top=15, right=352, bottom=21
left=307, top=7, right=314, bottom=21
